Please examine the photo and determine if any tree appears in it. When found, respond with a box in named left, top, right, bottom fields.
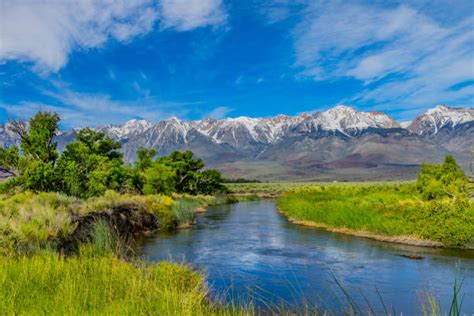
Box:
left=196, top=169, right=226, bottom=194
left=160, top=150, right=204, bottom=194
left=0, top=146, right=20, bottom=176
left=0, top=112, right=60, bottom=192
left=142, top=162, right=176, bottom=195
left=56, top=128, right=131, bottom=198
left=135, top=148, right=157, bottom=171
left=1, top=111, right=226, bottom=197
left=10, top=112, right=60, bottom=163
left=416, top=155, right=468, bottom=200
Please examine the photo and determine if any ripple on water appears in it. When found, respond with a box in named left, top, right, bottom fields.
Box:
left=139, top=200, right=474, bottom=314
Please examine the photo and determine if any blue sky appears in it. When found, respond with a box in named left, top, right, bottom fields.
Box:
left=0, top=0, right=473, bottom=128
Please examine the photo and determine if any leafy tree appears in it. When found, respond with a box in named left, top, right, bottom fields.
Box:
left=416, top=155, right=468, bottom=200
left=0, top=112, right=60, bottom=192
left=56, top=129, right=131, bottom=198
left=160, top=150, right=204, bottom=194
left=11, top=112, right=60, bottom=163
left=135, top=148, right=157, bottom=171
left=142, top=162, right=176, bottom=195
left=196, top=169, right=226, bottom=194
left=75, top=128, right=123, bottom=159
left=1, top=111, right=226, bottom=197
left=20, top=160, right=58, bottom=192
left=0, top=146, right=20, bottom=176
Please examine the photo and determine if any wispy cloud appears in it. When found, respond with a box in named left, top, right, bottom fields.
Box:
left=159, top=0, right=227, bottom=31
left=0, top=83, right=199, bottom=127
left=206, top=106, right=233, bottom=119
left=292, top=2, right=474, bottom=110
left=0, top=0, right=228, bottom=73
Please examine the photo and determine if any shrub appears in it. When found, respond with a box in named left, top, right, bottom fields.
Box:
left=416, top=155, right=468, bottom=200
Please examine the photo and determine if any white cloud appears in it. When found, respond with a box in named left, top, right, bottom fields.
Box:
left=293, top=2, right=474, bottom=109
left=159, top=0, right=227, bottom=31
left=0, top=0, right=227, bottom=73
left=0, top=85, right=196, bottom=127
left=206, top=106, right=233, bottom=119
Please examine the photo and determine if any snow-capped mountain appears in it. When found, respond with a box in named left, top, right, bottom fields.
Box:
left=0, top=105, right=472, bottom=180
left=98, top=105, right=400, bottom=148
left=296, top=105, right=399, bottom=136
left=407, top=105, right=474, bottom=135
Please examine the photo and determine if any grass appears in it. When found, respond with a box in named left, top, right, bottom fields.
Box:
left=0, top=187, right=469, bottom=314
left=0, top=190, right=237, bottom=256
left=226, top=181, right=408, bottom=197
left=0, top=253, right=221, bottom=315
left=0, top=205, right=253, bottom=315
left=277, top=183, right=474, bottom=248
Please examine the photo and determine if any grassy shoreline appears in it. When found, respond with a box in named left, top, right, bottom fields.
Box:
left=277, top=183, right=474, bottom=249
left=0, top=191, right=255, bottom=315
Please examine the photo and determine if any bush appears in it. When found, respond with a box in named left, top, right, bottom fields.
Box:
left=416, top=155, right=468, bottom=200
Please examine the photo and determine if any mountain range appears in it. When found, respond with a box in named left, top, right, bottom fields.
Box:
left=1, top=105, right=473, bottom=181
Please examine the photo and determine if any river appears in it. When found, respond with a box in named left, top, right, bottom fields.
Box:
left=139, top=200, right=474, bottom=314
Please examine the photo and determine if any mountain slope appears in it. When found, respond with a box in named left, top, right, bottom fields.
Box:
left=0, top=105, right=472, bottom=180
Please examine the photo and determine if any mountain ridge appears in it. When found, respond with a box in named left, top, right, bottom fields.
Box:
left=1, top=105, right=472, bottom=181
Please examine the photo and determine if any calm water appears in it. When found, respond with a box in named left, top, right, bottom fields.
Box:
left=139, top=200, right=474, bottom=314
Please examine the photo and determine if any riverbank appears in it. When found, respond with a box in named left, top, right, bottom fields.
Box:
left=0, top=190, right=255, bottom=315
left=277, top=184, right=474, bottom=249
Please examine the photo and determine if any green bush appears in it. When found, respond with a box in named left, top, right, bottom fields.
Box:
left=416, top=155, right=468, bottom=200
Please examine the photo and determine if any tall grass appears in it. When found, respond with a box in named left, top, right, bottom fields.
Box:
left=0, top=254, right=217, bottom=315
left=0, top=190, right=235, bottom=256
left=278, top=184, right=474, bottom=248
left=172, top=197, right=199, bottom=227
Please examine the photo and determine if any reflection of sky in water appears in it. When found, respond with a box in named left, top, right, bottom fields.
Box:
left=140, top=201, right=474, bottom=314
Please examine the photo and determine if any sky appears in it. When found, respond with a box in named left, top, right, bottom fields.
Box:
left=0, top=0, right=473, bottom=128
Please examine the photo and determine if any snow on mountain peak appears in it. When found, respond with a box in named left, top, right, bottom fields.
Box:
left=310, top=105, right=398, bottom=134
left=124, top=119, right=152, bottom=130
left=408, top=105, right=474, bottom=135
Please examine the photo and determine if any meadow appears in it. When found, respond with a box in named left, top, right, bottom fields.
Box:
left=277, top=183, right=474, bottom=248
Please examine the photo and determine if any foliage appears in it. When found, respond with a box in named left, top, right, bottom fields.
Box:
left=135, top=148, right=157, bottom=171
left=198, top=169, right=227, bottom=194
left=0, top=146, right=19, bottom=176
left=142, top=162, right=176, bottom=195
left=416, top=155, right=468, bottom=200
left=12, top=111, right=60, bottom=163
left=55, top=128, right=134, bottom=198
left=0, top=111, right=225, bottom=197
left=278, top=184, right=474, bottom=248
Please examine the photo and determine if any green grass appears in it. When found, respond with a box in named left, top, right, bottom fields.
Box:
left=172, top=197, right=200, bottom=227
left=226, top=181, right=409, bottom=197
left=0, top=253, right=243, bottom=315
left=0, top=190, right=238, bottom=256
left=278, top=183, right=474, bottom=248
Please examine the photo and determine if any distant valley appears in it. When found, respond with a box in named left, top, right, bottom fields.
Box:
left=1, top=105, right=473, bottom=181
